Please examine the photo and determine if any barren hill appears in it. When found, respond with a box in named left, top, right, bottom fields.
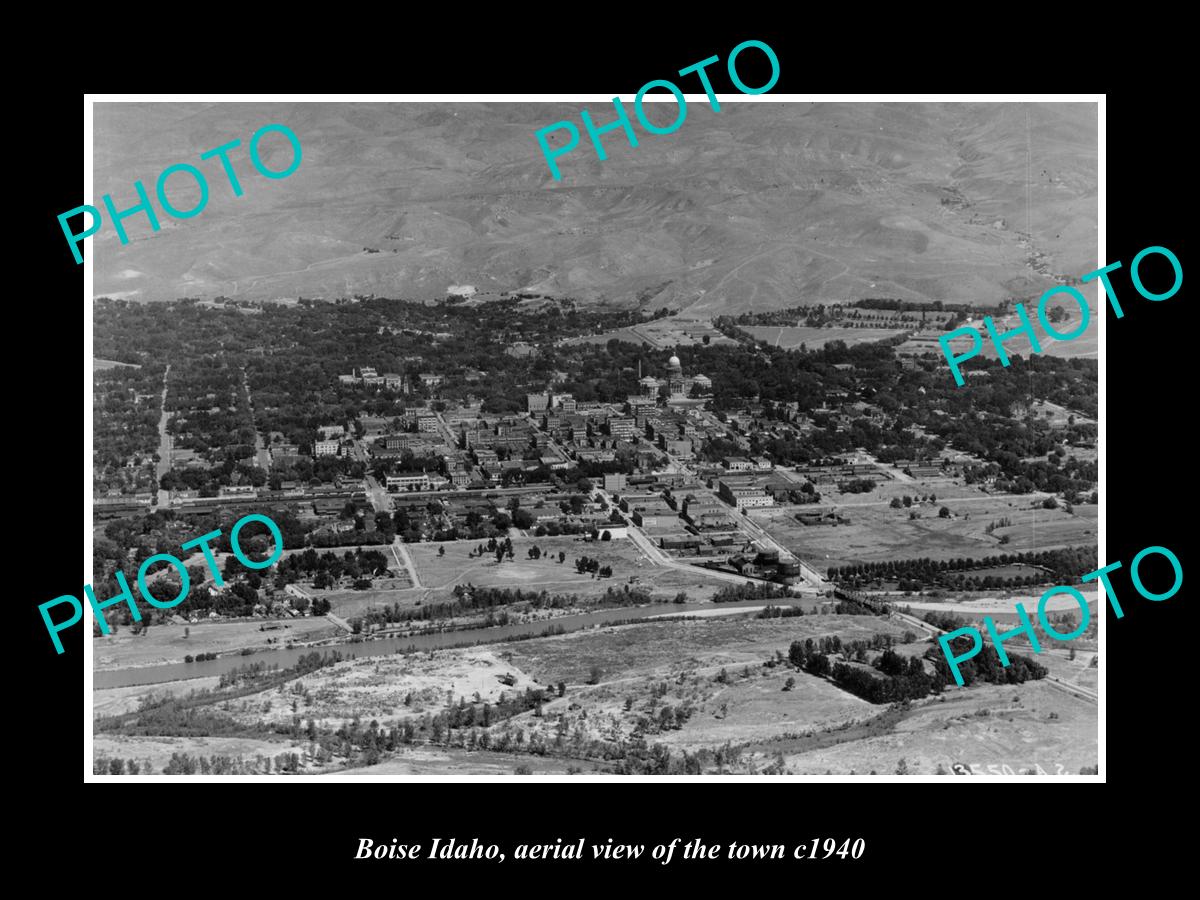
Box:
left=91, top=101, right=1097, bottom=312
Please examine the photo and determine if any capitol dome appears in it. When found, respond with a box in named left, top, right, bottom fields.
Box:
left=668, top=354, right=681, bottom=369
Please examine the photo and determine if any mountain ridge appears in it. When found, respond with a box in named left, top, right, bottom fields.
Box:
left=91, top=101, right=1098, bottom=313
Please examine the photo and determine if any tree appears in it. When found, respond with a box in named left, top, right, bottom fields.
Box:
left=1042, top=496, right=1059, bottom=510
left=890, top=497, right=903, bottom=509
left=1069, top=646, right=1077, bottom=661
left=938, top=506, right=952, bottom=518
left=783, top=677, right=796, bottom=692
left=438, top=545, right=445, bottom=557
left=588, top=666, right=603, bottom=685
left=896, top=758, right=909, bottom=775
left=183, top=627, right=189, bottom=639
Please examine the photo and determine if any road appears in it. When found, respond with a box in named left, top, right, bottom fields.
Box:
left=653, top=443, right=830, bottom=592
left=389, top=539, right=422, bottom=588
left=365, top=474, right=391, bottom=513
left=154, top=364, right=172, bottom=508
left=240, top=367, right=272, bottom=472
left=600, top=488, right=806, bottom=593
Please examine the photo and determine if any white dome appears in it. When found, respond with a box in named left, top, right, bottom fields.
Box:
left=668, top=355, right=681, bottom=368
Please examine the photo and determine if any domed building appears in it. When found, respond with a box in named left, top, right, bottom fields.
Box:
left=633, top=352, right=713, bottom=406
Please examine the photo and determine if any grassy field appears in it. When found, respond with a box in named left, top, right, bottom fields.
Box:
left=93, top=617, right=339, bottom=670
left=502, top=616, right=911, bottom=686
left=901, top=298, right=1099, bottom=362
left=325, top=535, right=738, bottom=618
left=564, top=318, right=735, bottom=349
left=751, top=479, right=1095, bottom=572
left=742, top=325, right=907, bottom=349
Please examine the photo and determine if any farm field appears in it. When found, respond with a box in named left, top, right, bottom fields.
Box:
left=751, top=480, right=1095, bottom=572
left=742, top=325, right=907, bottom=349
left=93, top=617, right=339, bottom=671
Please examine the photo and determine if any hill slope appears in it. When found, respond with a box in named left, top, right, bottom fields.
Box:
left=91, top=101, right=1097, bottom=311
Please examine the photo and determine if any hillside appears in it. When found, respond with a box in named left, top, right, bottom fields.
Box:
left=91, top=101, right=1098, bottom=312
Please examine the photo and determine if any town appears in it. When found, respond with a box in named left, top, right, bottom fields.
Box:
left=90, top=290, right=1098, bottom=777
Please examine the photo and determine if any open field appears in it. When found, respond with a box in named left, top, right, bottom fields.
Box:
left=92, top=611, right=1095, bottom=775
left=321, top=535, right=739, bottom=618
left=657, top=668, right=875, bottom=750
left=225, top=649, right=542, bottom=730
left=93, top=676, right=222, bottom=719
left=742, top=325, right=907, bottom=349
left=1027, top=399, right=1096, bottom=426
left=750, top=679, right=1097, bottom=775
left=898, top=298, right=1098, bottom=362
left=895, top=592, right=1098, bottom=618
left=93, top=617, right=340, bottom=671
left=502, top=616, right=911, bottom=686
left=751, top=480, right=1095, bottom=572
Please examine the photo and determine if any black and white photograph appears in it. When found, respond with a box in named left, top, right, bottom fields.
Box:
left=81, top=96, right=1103, bottom=780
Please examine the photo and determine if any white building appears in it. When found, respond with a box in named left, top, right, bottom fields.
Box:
left=386, top=473, right=433, bottom=492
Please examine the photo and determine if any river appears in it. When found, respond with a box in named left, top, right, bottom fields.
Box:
left=93, top=598, right=806, bottom=690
